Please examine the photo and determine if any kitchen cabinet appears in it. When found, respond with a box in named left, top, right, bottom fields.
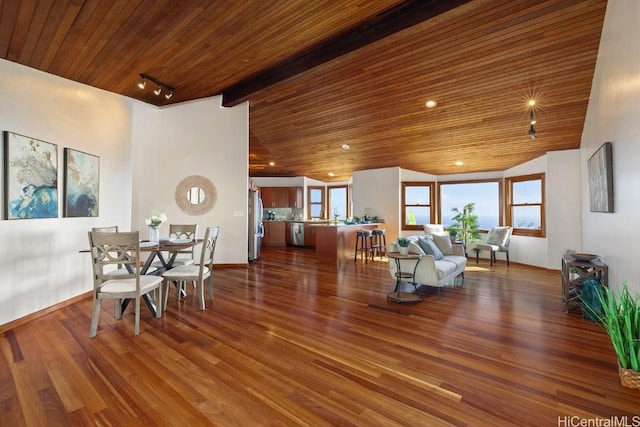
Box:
left=289, top=187, right=303, bottom=208
left=260, top=187, right=289, bottom=208
left=304, top=223, right=316, bottom=247
left=262, top=221, right=286, bottom=246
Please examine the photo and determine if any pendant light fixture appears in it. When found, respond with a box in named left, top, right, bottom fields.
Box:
left=527, top=100, right=537, bottom=140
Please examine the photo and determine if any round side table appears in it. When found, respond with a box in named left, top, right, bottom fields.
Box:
left=387, top=252, right=422, bottom=303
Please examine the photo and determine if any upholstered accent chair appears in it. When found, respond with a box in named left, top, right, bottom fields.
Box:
left=475, top=226, right=513, bottom=266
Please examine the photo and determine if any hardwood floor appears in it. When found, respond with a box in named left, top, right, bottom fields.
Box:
left=1, top=247, right=638, bottom=426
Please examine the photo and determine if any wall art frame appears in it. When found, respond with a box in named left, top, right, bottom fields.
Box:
left=3, top=131, right=58, bottom=219
left=588, top=141, right=614, bottom=213
left=64, top=148, right=99, bottom=217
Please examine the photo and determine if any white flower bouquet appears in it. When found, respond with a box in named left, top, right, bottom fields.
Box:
left=145, top=211, right=167, bottom=229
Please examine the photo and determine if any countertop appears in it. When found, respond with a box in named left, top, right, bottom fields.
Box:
left=265, top=220, right=382, bottom=225
left=308, top=222, right=383, bottom=227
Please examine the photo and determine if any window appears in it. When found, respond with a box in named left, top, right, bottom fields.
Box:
left=307, top=186, right=325, bottom=219
left=438, top=179, right=502, bottom=230
left=328, top=185, right=349, bottom=220
left=506, top=173, right=545, bottom=237
left=402, top=182, right=435, bottom=231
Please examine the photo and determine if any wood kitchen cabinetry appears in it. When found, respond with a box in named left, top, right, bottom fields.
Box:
left=304, top=223, right=316, bottom=247
left=260, top=187, right=303, bottom=208
left=261, top=187, right=288, bottom=208
left=289, top=187, right=303, bottom=208
left=262, top=221, right=286, bottom=247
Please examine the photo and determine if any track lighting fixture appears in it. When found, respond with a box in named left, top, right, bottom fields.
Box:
left=137, top=73, right=175, bottom=100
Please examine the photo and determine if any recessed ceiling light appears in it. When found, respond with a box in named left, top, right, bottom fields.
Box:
left=328, top=172, right=334, bottom=177
left=342, top=144, right=350, bottom=150
left=454, top=160, right=464, bottom=166
left=269, top=161, right=275, bottom=166
left=528, top=99, right=536, bottom=107
left=425, top=100, right=437, bottom=108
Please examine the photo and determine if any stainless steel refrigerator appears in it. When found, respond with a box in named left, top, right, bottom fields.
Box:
left=248, top=189, right=263, bottom=261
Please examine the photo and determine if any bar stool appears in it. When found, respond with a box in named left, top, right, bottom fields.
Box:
left=354, top=230, right=374, bottom=263
left=371, top=229, right=387, bottom=260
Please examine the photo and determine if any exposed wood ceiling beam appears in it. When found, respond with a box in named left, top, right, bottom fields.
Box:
left=221, top=0, right=472, bottom=107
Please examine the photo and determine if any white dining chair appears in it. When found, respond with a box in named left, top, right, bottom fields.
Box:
left=162, top=226, right=219, bottom=310
left=150, top=224, right=198, bottom=269
left=88, top=231, right=164, bottom=337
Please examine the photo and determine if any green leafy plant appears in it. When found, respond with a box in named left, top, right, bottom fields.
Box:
left=448, top=202, right=480, bottom=254
left=582, top=280, right=640, bottom=371
left=397, top=236, right=411, bottom=248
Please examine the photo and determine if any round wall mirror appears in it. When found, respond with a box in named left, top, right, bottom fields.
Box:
left=175, top=175, right=217, bottom=215
left=188, top=186, right=206, bottom=205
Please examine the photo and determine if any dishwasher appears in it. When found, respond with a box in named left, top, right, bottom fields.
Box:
left=291, top=222, right=305, bottom=246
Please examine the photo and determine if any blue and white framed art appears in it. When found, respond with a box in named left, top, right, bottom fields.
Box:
left=3, top=131, right=58, bottom=219
left=64, top=148, right=99, bottom=217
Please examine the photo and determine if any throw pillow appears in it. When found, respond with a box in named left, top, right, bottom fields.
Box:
left=423, top=224, right=444, bottom=235
left=487, top=227, right=510, bottom=247
left=408, top=241, right=425, bottom=255
left=416, top=236, right=444, bottom=260
left=431, top=232, right=454, bottom=255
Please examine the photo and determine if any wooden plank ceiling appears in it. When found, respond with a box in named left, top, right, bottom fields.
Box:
left=0, top=0, right=607, bottom=182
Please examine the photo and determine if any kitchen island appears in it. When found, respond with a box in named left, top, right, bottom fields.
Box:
left=311, top=222, right=382, bottom=260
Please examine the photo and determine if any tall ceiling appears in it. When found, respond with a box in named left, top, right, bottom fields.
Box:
left=0, top=0, right=607, bottom=182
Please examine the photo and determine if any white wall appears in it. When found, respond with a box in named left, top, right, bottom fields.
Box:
left=353, top=167, right=401, bottom=241
left=351, top=152, right=583, bottom=270
left=545, top=150, right=582, bottom=268
left=0, top=62, right=249, bottom=326
left=131, top=97, right=249, bottom=265
left=581, top=0, right=640, bottom=292
left=0, top=59, right=133, bottom=325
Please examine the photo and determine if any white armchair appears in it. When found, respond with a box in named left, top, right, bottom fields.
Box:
left=475, top=226, right=512, bottom=266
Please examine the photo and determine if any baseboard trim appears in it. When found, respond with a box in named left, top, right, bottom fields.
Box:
left=0, top=291, right=92, bottom=334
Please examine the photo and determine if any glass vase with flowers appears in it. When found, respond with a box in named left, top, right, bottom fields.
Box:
left=144, top=211, right=167, bottom=244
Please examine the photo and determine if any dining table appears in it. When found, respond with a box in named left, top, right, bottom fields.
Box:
left=123, top=238, right=203, bottom=315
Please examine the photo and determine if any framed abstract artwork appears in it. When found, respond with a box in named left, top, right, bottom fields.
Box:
left=3, top=131, right=58, bottom=219
left=588, top=141, right=614, bottom=213
left=64, top=148, right=99, bottom=217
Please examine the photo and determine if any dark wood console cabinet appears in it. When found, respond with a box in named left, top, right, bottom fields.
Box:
left=561, top=254, right=608, bottom=314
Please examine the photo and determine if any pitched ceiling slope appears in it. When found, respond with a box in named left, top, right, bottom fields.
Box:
left=0, top=0, right=606, bottom=181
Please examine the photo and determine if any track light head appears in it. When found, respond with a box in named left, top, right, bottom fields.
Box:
left=138, top=80, right=146, bottom=89
left=165, top=90, right=173, bottom=99
left=153, top=85, right=162, bottom=95
left=528, top=125, right=536, bottom=140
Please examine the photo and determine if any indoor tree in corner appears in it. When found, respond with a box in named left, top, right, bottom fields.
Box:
left=449, top=202, right=480, bottom=256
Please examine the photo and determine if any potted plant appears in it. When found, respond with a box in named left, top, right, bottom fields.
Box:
left=448, top=202, right=480, bottom=256
left=397, top=236, right=411, bottom=255
left=582, top=280, right=640, bottom=389
left=448, top=228, right=458, bottom=244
